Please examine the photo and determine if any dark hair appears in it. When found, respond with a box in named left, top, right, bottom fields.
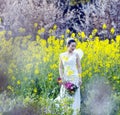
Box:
left=67, top=39, right=76, bottom=46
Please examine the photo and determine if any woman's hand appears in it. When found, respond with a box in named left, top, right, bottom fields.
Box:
left=79, top=79, right=82, bottom=86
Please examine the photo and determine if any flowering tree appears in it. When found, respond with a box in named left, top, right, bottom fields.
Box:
left=0, top=0, right=119, bottom=37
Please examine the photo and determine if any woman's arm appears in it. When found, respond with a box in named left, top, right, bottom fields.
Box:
left=59, top=56, right=64, bottom=79
left=76, top=53, right=82, bottom=85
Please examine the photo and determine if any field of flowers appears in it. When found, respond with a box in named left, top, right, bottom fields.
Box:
left=0, top=24, right=120, bottom=114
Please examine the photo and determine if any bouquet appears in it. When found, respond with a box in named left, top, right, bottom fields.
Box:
left=57, top=77, right=78, bottom=96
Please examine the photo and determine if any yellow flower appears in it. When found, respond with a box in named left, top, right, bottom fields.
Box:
left=25, top=35, right=32, bottom=39
left=43, top=57, right=49, bottom=62
left=7, top=85, right=12, bottom=90
left=17, top=80, right=21, bottom=85
left=11, top=76, right=16, bottom=80
left=61, top=34, right=64, bottom=39
left=81, top=31, right=86, bottom=39
left=50, top=64, right=58, bottom=69
left=95, top=36, right=99, bottom=40
left=48, top=77, right=52, bottom=81
left=18, top=27, right=26, bottom=33
left=106, top=63, right=110, bottom=68
left=66, top=29, right=70, bottom=34
left=110, top=27, right=115, bottom=34
left=89, top=35, right=93, bottom=39
left=113, top=76, right=117, bottom=80
left=92, top=29, right=98, bottom=34
left=7, top=85, right=14, bottom=92
left=36, top=35, right=40, bottom=42
left=8, top=31, right=12, bottom=36
left=62, top=56, right=69, bottom=61
left=71, top=33, right=75, bottom=38
left=67, top=70, right=74, bottom=76
left=24, top=96, right=30, bottom=104
left=116, top=35, right=120, bottom=41
left=33, top=88, right=37, bottom=93
left=48, top=73, right=53, bottom=77
left=102, top=24, right=107, bottom=29
left=116, top=80, right=119, bottom=84
left=34, top=68, right=40, bottom=75
left=0, top=30, right=6, bottom=36
left=77, top=32, right=81, bottom=37
left=37, top=29, right=41, bottom=34
left=34, top=23, right=38, bottom=28
left=49, top=29, right=53, bottom=33
left=41, top=27, right=45, bottom=33
left=53, top=24, right=57, bottom=30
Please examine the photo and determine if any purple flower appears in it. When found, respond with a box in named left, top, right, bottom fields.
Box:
left=64, top=82, right=73, bottom=89
left=64, top=82, right=78, bottom=96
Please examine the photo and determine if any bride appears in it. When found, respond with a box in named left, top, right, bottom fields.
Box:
left=55, top=37, right=83, bottom=115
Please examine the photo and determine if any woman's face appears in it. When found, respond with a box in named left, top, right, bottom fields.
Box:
left=68, top=42, right=76, bottom=52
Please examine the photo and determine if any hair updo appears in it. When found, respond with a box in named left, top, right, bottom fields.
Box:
left=67, top=39, right=76, bottom=47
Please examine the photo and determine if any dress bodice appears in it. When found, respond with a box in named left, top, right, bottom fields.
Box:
left=60, top=52, right=79, bottom=78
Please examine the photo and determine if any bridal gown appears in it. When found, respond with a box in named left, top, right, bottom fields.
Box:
left=55, top=49, right=83, bottom=115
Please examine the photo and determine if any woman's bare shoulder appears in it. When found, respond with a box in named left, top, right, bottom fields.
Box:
left=60, top=52, right=67, bottom=56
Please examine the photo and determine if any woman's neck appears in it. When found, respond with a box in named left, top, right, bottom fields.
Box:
left=67, top=50, right=73, bottom=54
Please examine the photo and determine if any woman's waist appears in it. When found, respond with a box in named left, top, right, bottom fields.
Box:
left=63, top=73, right=79, bottom=78
left=64, top=71, right=79, bottom=76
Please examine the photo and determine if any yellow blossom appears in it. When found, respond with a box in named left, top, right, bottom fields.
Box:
left=34, top=23, right=38, bottom=28
left=17, top=80, right=21, bottom=85
left=66, top=29, right=70, bottom=34
left=24, top=96, right=30, bottom=104
left=102, top=24, right=107, bottom=29
left=8, top=31, right=12, bottom=36
left=89, top=35, right=93, bottom=39
left=0, top=30, right=6, bottom=36
left=18, top=27, right=26, bottom=33
left=36, top=35, right=40, bottom=42
left=110, top=27, right=115, bottom=34
left=53, top=24, right=57, bottom=30
left=7, top=85, right=14, bottom=92
left=7, top=85, right=12, bottom=90
left=34, top=68, right=40, bottom=75
left=50, top=64, right=58, bottom=69
left=81, top=31, right=86, bottom=39
left=71, top=33, right=75, bottom=38
left=48, top=73, right=53, bottom=77
left=43, top=57, right=49, bottom=62
left=49, top=29, right=53, bottom=33
left=33, top=88, right=37, bottom=93
left=41, top=27, right=45, bottom=33
left=11, top=76, right=16, bottom=80
left=92, top=29, right=98, bottom=35
left=67, top=70, right=74, bottom=76
left=77, top=32, right=81, bottom=37
left=61, top=34, right=64, bottom=39
left=62, top=56, right=69, bottom=61
left=113, top=76, right=118, bottom=80
left=48, top=77, right=52, bottom=81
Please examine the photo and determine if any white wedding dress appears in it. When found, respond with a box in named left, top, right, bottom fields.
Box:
left=55, top=49, right=83, bottom=115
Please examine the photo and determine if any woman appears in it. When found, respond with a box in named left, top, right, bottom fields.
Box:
left=57, top=37, right=83, bottom=115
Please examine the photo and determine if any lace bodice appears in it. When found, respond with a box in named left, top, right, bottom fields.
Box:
left=60, top=52, right=79, bottom=78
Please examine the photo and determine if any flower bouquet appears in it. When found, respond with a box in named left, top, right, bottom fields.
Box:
left=57, top=77, right=78, bottom=96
